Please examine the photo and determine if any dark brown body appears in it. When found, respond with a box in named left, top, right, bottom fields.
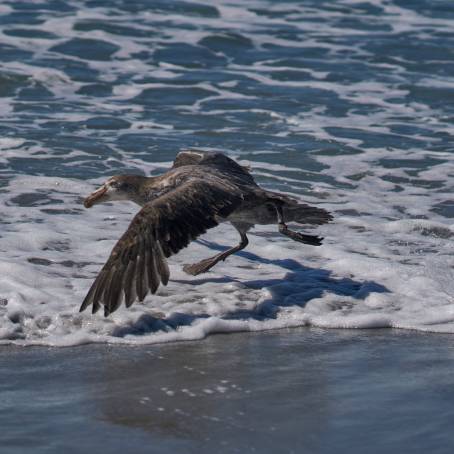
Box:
left=126, top=164, right=329, bottom=228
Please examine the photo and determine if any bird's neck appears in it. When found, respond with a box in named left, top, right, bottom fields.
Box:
left=134, top=176, right=169, bottom=206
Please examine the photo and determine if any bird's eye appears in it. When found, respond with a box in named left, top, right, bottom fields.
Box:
left=110, top=181, right=119, bottom=189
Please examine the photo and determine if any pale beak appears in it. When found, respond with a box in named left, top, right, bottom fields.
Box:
left=84, top=185, right=108, bottom=208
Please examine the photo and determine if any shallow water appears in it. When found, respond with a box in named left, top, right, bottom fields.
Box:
left=0, top=0, right=454, bottom=345
left=2, top=329, right=454, bottom=454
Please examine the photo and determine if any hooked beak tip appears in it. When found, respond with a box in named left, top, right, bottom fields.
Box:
left=83, top=186, right=107, bottom=209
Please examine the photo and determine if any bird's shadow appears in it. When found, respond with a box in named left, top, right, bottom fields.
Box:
left=112, top=239, right=390, bottom=338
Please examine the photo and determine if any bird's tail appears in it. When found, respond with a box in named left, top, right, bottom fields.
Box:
left=283, top=203, right=332, bottom=225
left=266, top=191, right=333, bottom=225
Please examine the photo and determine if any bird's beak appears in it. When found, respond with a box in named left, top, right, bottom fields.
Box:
left=84, top=185, right=108, bottom=208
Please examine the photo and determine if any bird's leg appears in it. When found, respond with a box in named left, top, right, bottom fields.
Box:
left=274, top=202, right=323, bottom=246
left=183, top=231, right=249, bottom=276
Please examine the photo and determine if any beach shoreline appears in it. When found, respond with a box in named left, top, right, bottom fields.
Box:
left=1, top=328, right=453, bottom=454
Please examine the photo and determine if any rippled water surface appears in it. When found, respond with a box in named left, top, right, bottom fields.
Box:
left=0, top=0, right=454, bottom=345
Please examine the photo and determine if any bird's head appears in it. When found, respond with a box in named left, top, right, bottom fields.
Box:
left=83, top=175, right=147, bottom=208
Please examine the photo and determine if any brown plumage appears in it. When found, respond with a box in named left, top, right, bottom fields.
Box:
left=80, top=150, right=332, bottom=316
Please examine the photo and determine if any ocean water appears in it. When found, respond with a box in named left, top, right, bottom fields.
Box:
left=0, top=0, right=454, bottom=346
left=3, top=329, right=454, bottom=454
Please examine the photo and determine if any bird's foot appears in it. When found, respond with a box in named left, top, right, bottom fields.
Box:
left=291, top=232, right=323, bottom=246
left=183, top=257, right=218, bottom=276
left=279, top=224, right=323, bottom=246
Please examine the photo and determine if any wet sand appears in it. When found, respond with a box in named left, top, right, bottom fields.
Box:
left=1, top=328, right=453, bottom=454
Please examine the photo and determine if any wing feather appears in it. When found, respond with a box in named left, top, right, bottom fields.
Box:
left=80, top=178, right=243, bottom=315
left=147, top=249, right=160, bottom=294
left=105, top=268, right=123, bottom=316
left=136, top=245, right=147, bottom=303
left=155, top=242, right=169, bottom=285
left=123, top=260, right=137, bottom=308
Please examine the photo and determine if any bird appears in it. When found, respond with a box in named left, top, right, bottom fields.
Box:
left=80, top=150, right=332, bottom=316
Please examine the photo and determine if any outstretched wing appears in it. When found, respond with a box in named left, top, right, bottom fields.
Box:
left=80, top=178, right=243, bottom=316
